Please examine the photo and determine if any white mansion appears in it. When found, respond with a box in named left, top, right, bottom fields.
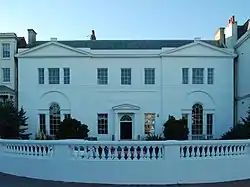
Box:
left=1, top=16, right=250, bottom=140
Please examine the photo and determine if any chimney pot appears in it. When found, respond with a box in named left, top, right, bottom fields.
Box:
left=50, top=37, right=57, bottom=41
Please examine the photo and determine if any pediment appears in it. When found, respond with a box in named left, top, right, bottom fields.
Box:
left=160, top=41, right=235, bottom=57
left=112, top=104, right=140, bottom=110
left=16, top=42, right=92, bottom=58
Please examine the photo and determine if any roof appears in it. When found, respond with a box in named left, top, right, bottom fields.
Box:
left=28, top=40, right=223, bottom=50
left=0, top=85, right=14, bottom=94
left=237, top=19, right=250, bottom=39
left=17, top=37, right=27, bottom=48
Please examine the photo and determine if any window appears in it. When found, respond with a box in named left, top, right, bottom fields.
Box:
left=97, top=114, right=108, bottom=134
left=144, top=68, right=155, bottom=84
left=39, top=114, right=46, bottom=133
left=192, top=103, right=203, bottom=140
left=207, top=68, right=214, bottom=84
left=63, top=68, right=70, bottom=84
left=48, top=68, right=60, bottom=84
left=97, top=68, right=108, bottom=85
left=144, top=113, right=156, bottom=134
left=182, top=68, right=189, bottom=84
left=64, top=114, right=71, bottom=119
left=192, top=68, right=204, bottom=84
left=38, top=68, right=44, bottom=84
left=49, top=103, right=61, bottom=135
left=2, top=43, right=10, bottom=58
left=121, top=68, right=131, bottom=85
left=207, top=114, right=213, bottom=139
left=2, top=68, right=10, bottom=82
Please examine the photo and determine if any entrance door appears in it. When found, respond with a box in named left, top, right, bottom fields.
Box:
left=120, top=115, right=132, bottom=140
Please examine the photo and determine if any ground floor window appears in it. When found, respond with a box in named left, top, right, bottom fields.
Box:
left=39, top=114, right=46, bottom=133
left=97, top=113, right=108, bottom=134
left=49, top=103, right=61, bottom=135
left=144, top=113, right=156, bottom=134
left=192, top=103, right=203, bottom=140
left=64, top=114, right=71, bottom=119
left=206, top=113, right=213, bottom=139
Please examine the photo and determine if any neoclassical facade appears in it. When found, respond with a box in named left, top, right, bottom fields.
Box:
left=16, top=38, right=236, bottom=140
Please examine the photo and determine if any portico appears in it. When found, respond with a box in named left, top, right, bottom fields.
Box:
left=112, top=104, right=140, bottom=140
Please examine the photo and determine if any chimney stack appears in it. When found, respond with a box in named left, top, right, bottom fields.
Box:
left=27, top=29, right=37, bottom=45
left=90, top=30, right=96, bottom=40
left=214, top=27, right=225, bottom=45
left=224, top=15, right=238, bottom=48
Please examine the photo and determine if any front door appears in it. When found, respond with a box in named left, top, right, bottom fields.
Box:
left=120, top=114, right=133, bottom=140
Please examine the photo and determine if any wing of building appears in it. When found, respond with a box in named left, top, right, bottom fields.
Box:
left=14, top=28, right=238, bottom=140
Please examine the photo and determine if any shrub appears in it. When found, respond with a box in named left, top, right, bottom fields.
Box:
left=35, top=130, right=53, bottom=140
left=221, top=106, right=250, bottom=140
left=0, top=101, right=31, bottom=139
left=163, top=115, right=189, bottom=140
left=145, top=134, right=165, bottom=141
left=55, top=118, right=89, bottom=139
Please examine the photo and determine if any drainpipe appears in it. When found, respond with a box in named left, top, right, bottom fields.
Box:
left=160, top=56, right=163, bottom=128
left=233, top=56, right=238, bottom=126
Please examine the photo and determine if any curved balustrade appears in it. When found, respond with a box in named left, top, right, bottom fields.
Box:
left=0, top=139, right=249, bottom=185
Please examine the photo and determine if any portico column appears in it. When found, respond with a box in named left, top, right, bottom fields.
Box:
left=203, top=113, right=207, bottom=139
left=114, top=112, right=119, bottom=141
left=188, top=113, right=192, bottom=140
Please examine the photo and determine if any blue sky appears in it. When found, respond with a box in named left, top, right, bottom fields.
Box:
left=1, top=0, right=250, bottom=40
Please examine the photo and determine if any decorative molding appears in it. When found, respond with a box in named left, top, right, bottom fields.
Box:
left=112, top=104, right=140, bottom=111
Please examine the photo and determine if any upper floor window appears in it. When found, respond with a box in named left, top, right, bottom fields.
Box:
left=182, top=68, right=189, bottom=84
left=97, top=68, right=108, bottom=85
left=192, top=68, right=204, bottom=84
left=207, top=68, right=214, bottom=84
left=2, top=43, right=10, bottom=58
left=121, top=68, right=131, bottom=85
left=63, top=68, right=70, bottom=84
left=2, top=68, right=10, bottom=82
left=38, top=68, right=44, bottom=84
left=48, top=68, right=60, bottom=84
left=144, top=68, right=155, bottom=85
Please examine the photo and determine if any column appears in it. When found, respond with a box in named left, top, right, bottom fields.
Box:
left=114, top=112, right=119, bottom=141
left=203, top=113, right=207, bottom=139
left=188, top=113, right=192, bottom=140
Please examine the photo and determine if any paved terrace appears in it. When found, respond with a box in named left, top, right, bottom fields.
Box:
left=0, top=173, right=250, bottom=187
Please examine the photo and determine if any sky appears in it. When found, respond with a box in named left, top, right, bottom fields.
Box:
left=1, top=0, right=250, bottom=41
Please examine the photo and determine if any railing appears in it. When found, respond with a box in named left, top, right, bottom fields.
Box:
left=0, top=139, right=250, bottom=185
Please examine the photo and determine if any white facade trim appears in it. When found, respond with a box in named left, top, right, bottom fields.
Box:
left=235, top=30, right=250, bottom=49
left=15, top=41, right=93, bottom=58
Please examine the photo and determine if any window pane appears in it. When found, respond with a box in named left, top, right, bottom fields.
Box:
left=207, top=114, right=213, bottom=139
left=64, top=114, right=71, bottom=119
left=63, top=68, right=70, bottom=84
left=48, top=68, right=60, bottom=84
left=144, top=68, right=155, bottom=84
left=2, top=68, right=10, bottom=82
left=97, top=114, right=108, bottom=134
left=144, top=113, right=156, bottom=134
left=2, top=43, right=10, bottom=58
left=207, top=68, right=214, bottom=84
left=97, top=68, right=108, bottom=84
left=39, top=114, right=46, bottom=133
left=121, top=68, right=131, bottom=85
left=192, top=68, right=204, bottom=84
left=182, top=68, right=189, bottom=84
left=38, top=68, right=44, bottom=84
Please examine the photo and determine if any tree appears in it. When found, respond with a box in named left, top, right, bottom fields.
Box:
left=55, top=118, right=89, bottom=139
left=0, top=101, right=30, bottom=139
left=221, top=106, right=250, bottom=140
left=163, top=115, right=189, bottom=140
left=18, top=107, right=31, bottom=139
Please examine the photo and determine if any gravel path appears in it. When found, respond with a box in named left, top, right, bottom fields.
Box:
left=1, top=173, right=250, bottom=187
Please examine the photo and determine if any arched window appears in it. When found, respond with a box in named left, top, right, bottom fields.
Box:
left=49, top=102, right=61, bottom=135
left=120, top=115, right=132, bottom=122
left=192, top=103, right=203, bottom=140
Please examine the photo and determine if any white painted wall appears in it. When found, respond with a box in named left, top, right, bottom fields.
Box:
left=17, top=41, right=235, bottom=139
left=0, top=36, right=17, bottom=90
left=0, top=139, right=249, bottom=185
left=236, top=37, right=250, bottom=122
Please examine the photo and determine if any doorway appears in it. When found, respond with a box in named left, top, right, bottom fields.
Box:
left=120, top=114, right=132, bottom=140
